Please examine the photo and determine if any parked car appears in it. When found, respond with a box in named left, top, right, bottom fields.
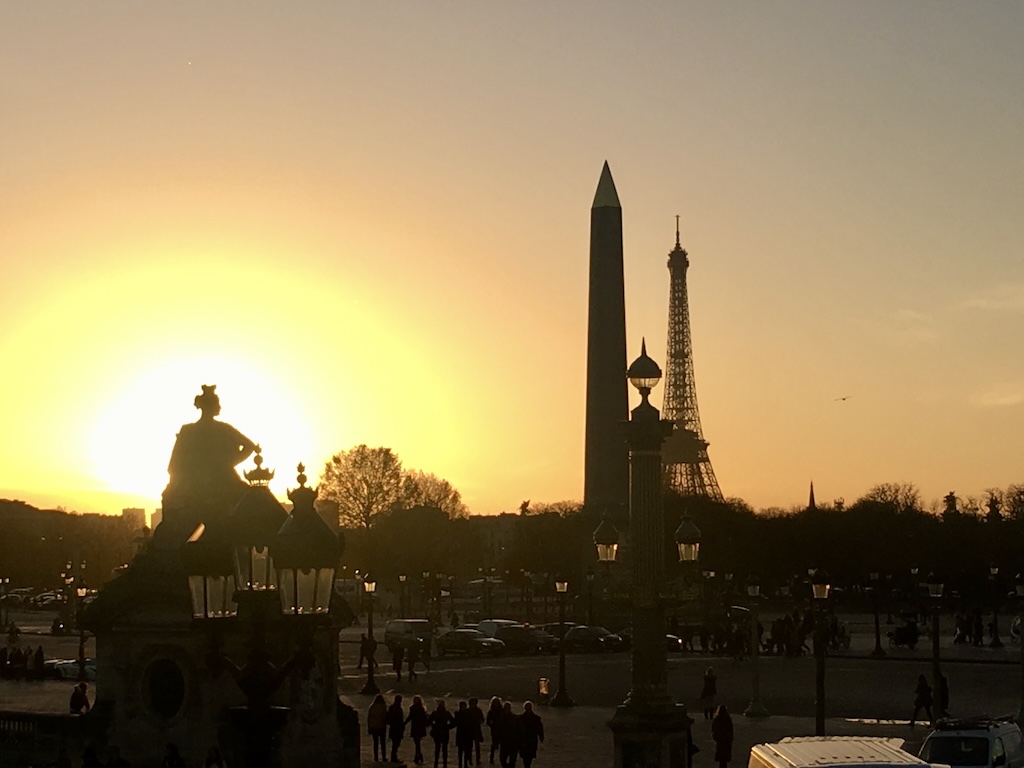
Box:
left=50, top=658, right=97, bottom=681
left=538, top=622, right=578, bottom=640
left=617, top=626, right=684, bottom=652
left=384, top=619, right=434, bottom=653
left=436, top=628, right=506, bottom=657
left=919, top=718, right=1024, bottom=768
left=561, top=625, right=624, bottom=653
left=477, top=619, right=519, bottom=638
left=494, top=624, right=559, bottom=654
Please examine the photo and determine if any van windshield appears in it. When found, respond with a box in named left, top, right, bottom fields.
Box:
left=920, top=736, right=990, bottom=766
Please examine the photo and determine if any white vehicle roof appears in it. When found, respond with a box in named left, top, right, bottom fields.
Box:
left=750, top=737, right=933, bottom=768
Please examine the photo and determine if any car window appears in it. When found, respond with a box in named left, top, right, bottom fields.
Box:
left=921, top=737, right=990, bottom=766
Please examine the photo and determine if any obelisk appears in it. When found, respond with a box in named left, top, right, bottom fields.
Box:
left=583, top=162, right=629, bottom=520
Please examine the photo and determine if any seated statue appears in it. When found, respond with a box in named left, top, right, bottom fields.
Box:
left=157, top=385, right=257, bottom=542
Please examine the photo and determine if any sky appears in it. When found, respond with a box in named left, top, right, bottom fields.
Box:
left=2, top=2, right=1022, bottom=518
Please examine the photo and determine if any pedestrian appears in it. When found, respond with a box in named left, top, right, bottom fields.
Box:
left=162, top=744, right=186, bottom=768
left=910, top=674, right=933, bottom=727
left=422, top=636, right=433, bottom=672
left=700, top=666, right=717, bottom=720
left=368, top=693, right=389, bottom=761
left=498, top=701, right=520, bottom=768
left=455, top=701, right=474, bottom=768
left=468, top=697, right=485, bottom=766
left=517, top=702, right=544, bottom=768
left=486, top=697, right=503, bottom=765
left=938, top=673, right=950, bottom=719
left=204, top=746, right=226, bottom=768
left=387, top=694, right=406, bottom=763
left=427, top=699, right=456, bottom=768
left=406, top=694, right=428, bottom=765
left=408, top=640, right=420, bottom=681
left=358, top=633, right=368, bottom=668
left=33, top=645, right=45, bottom=681
left=69, top=682, right=91, bottom=714
left=393, top=644, right=406, bottom=683
left=711, top=705, right=734, bottom=768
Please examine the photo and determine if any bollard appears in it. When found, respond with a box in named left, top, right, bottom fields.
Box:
left=537, top=677, right=550, bottom=705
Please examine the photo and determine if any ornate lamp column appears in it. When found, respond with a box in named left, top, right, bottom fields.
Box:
left=811, top=570, right=831, bottom=736
left=743, top=576, right=769, bottom=718
left=586, top=569, right=595, bottom=626
left=399, top=574, right=408, bottom=618
left=552, top=578, right=574, bottom=707
left=1016, top=573, right=1024, bottom=722
left=870, top=572, right=885, bottom=658
left=604, top=341, right=695, bottom=768
left=990, top=566, right=1003, bottom=648
left=927, top=573, right=944, bottom=710
left=361, top=577, right=379, bottom=695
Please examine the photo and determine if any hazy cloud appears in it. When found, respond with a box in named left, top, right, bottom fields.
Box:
left=971, top=383, right=1024, bottom=408
left=886, top=309, right=938, bottom=345
left=961, top=283, right=1024, bottom=312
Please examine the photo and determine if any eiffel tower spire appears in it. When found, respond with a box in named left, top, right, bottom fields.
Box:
left=661, top=221, right=723, bottom=500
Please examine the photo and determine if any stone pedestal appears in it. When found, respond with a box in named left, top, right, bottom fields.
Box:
left=609, top=701, right=693, bottom=768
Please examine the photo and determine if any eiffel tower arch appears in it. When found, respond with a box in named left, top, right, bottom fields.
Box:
left=661, top=220, right=723, bottom=501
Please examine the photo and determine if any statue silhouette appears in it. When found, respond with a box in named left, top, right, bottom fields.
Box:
left=156, top=385, right=257, bottom=544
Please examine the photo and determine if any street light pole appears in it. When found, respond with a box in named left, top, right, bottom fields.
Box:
left=870, top=572, right=885, bottom=658
left=927, top=573, right=944, bottom=711
left=812, top=570, right=831, bottom=736
left=586, top=569, right=595, bottom=626
left=991, top=566, right=1003, bottom=648
left=552, top=579, right=574, bottom=707
left=1015, top=573, right=1024, bottom=722
left=399, top=574, right=407, bottom=618
left=361, top=578, right=379, bottom=695
left=743, top=577, right=769, bottom=718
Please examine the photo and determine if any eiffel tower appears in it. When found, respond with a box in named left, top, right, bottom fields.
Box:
left=661, top=218, right=723, bottom=500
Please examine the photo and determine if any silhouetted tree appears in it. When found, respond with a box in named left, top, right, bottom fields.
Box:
left=319, top=445, right=404, bottom=528
left=399, top=471, right=469, bottom=519
left=854, top=482, right=923, bottom=516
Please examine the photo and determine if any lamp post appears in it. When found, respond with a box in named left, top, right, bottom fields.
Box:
left=75, top=586, right=88, bottom=681
left=552, top=578, right=574, bottom=707
left=1015, top=573, right=1024, bottom=722
left=0, top=577, right=9, bottom=629
left=990, top=566, right=1003, bottom=648
left=399, top=574, right=407, bottom=618
left=586, top=569, right=595, bottom=626
left=927, top=572, right=944, bottom=709
left=601, top=341, right=698, bottom=767
left=812, top=570, right=831, bottom=736
left=743, top=576, right=769, bottom=718
left=870, top=572, right=885, bottom=658
left=362, top=577, right=379, bottom=695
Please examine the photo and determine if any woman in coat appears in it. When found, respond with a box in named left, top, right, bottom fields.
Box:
left=518, top=702, right=544, bottom=768
left=711, top=704, right=734, bottom=768
left=367, top=693, right=388, bottom=762
left=700, top=666, right=718, bottom=720
left=485, top=697, right=504, bottom=765
left=426, top=699, right=456, bottom=768
left=406, top=695, right=429, bottom=765
left=911, top=674, right=933, bottom=727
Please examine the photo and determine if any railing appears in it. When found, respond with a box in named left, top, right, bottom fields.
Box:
left=0, top=710, right=90, bottom=768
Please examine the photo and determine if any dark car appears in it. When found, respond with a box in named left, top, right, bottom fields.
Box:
left=561, top=625, right=624, bottom=653
left=384, top=618, right=434, bottom=653
left=616, top=626, right=684, bottom=653
left=538, top=622, right=578, bottom=640
left=494, top=624, right=559, bottom=654
left=436, top=628, right=506, bottom=657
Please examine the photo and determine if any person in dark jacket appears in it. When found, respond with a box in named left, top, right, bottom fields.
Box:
left=938, top=673, right=950, bottom=718
left=69, top=682, right=91, bottom=714
left=700, top=667, right=717, bottom=720
left=498, top=701, right=520, bottom=768
left=468, top=697, right=485, bottom=766
left=486, top=697, right=503, bottom=765
left=406, top=695, right=428, bottom=765
left=387, top=694, right=406, bottom=763
left=454, top=701, right=473, bottom=768
left=392, top=644, right=406, bottom=683
left=711, top=705, right=734, bottom=768
left=517, top=702, right=544, bottom=768
left=910, top=674, right=933, bottom=727
left=426, top=699, right=456, bottom=768
left=368, top=693, right=388, bottom=761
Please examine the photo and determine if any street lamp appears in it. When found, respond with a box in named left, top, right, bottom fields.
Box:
left=399, top=574, right=407, bottom=618
left=927, top=572, right=944, bottom=707
left=812, top=569, right=831, bottom=736
left=990, top=566, right=1003, bottom=648
left=601, top=341, right=696, bottom=766
left=586, top=569, right=595, bottom=626
left=75, top=586, right=88, bottom=681
left=743, top=576, right=769, bottom=718
left=870, top=572, right=885, bottom=658
left=1015, top=573, right=1024, bottom=722
left=361, top=577, right=379, bottom=695
left=551, top=578, right=574, bottom=707
left=0, top=577, right=9, bottom=629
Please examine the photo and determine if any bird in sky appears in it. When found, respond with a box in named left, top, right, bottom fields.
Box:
left=835, top=395, right=852, bottom=401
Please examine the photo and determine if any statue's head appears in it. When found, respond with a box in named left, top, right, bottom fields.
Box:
left=194, top=384, right=221, bottom=417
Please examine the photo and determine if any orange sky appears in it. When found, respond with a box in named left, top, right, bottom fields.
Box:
left=2, top=3, right=1023, bottom=517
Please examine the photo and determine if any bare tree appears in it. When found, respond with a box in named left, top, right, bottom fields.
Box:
left=399, top=470, right=469, bottom=519
left=855, top=482, right=923, bottom=515
left=319, top=445, right=404, bottom=528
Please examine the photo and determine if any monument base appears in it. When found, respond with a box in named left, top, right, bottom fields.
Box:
left=608, top=700, right=693, bottom=768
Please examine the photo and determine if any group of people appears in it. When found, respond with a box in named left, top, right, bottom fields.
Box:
left=359, top=634, right=433, bottom=683
left=910, top=673, right=950, bottom=727
left=0, top=642, right=47, bottom=679
left=367, top=694, right=543, bottom=768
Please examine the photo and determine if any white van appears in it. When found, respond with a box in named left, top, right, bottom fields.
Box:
left=749, top=737, right=937, bottom=768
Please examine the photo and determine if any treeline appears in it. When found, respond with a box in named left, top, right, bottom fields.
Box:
left=0, top=500, right=141, bottom=590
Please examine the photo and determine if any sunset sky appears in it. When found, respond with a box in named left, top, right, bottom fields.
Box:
left=2, top=3, right=1022, bottom=518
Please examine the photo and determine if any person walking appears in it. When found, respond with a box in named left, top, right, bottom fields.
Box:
left=427, top=699, right=456, bottom=768
left=408, top=640, right=420, bottom=681
left=498, top=701, right=520, bottom=768
left=368, top=693, right=389, bottom=761
left=938, top=673, right=950, bottom=719
left=69, top=682, right=91, bottom=714
left=455, top=701, right=473, bottom=768
left=910, top=674, right=933, bottom=727
left=387, top=694, right=406, bottom=763
left=486, top=697, right=503, bottom=765
left=517, top=702, right=544, bottom=768
left=406, top=694, right=428, bottom=765
left=393, top=644, right=406, bottom=683
left=700, top=667, right=717, bottom=720
left=711, top=705, right=734, bottom=768
left=467, top=697, right=485, bottom=766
